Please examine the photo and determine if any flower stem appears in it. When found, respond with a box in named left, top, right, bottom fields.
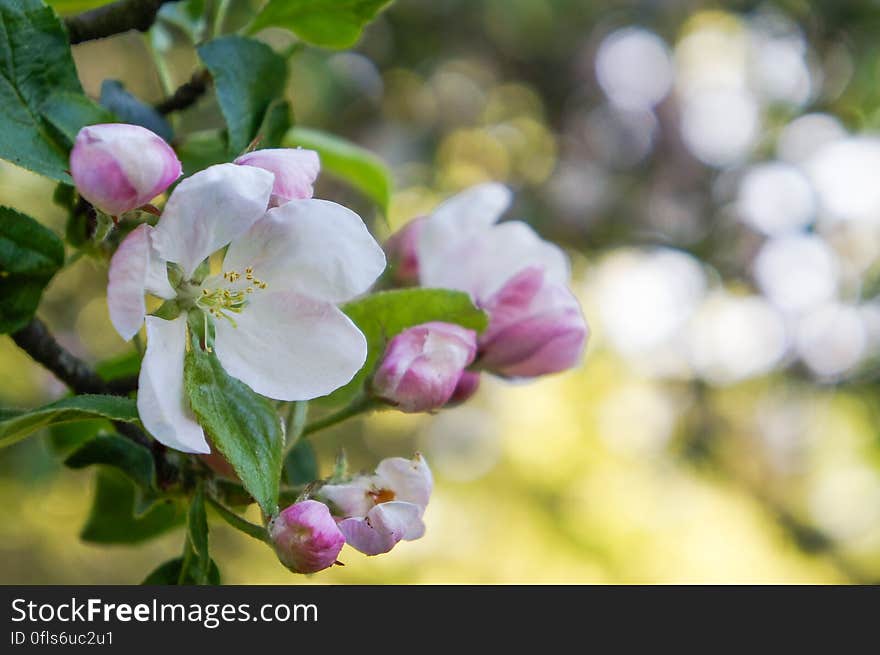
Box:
left=301, top=396, right=376, bottom=438
left=206, top=496, right=268, bottom=543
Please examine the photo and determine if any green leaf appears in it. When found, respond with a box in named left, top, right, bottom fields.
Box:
left=256, top=98, right=292, bottom=149
left=142, top=555, right=220, bottom=585
left=64, top=433, right=156, bottom=492
left=0, top=205, right=65, bottom=334
left=247, top=0, right=393, bottom=49
left=40, top=91, right=116, bottom=144
left=183, top=321, right=284, bottom=516
left=0, top=394, right=139, bottom=449
left=47, top=419, right=110, bottom=455
left=197, top=36, right=288, bottom=157
left=94, top=348, right=142, bottom=381
left=81, top=469, right=184, bottom=544
left=0, top=0, right=91, bottom=180
left=176, top=129, right=229, bottom=177
left=187, top=483, right=211, bottom=584
left=284, top=126, right=392, bottom=215
left=100, top=80, right=173, bottom=142
left=284, top=439, right=318, bottom=485
left=326, top=289, right=489, bottom=405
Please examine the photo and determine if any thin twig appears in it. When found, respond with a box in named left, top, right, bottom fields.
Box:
left=154, top=69, right=211, bottom=115
left=65, top=0, right=178, bottom=45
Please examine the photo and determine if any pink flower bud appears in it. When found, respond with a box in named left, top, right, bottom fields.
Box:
left=372, top=322, right=477, bottom=412
left=478, top=267, right=588, bottom=378
left=384, top=217, right=426, bottom=285
left=448, top=370, right=480, bottom=405
left=234, top=148, right=319, bottom=206
left=268, top=500, right=345, bottom=574
left=70, top=124, right=181, bottom=217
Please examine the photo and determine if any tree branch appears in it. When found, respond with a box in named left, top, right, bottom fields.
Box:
left=11, top=318, right=110, bottom=395
left=154, top=69, right=211, bottom=115
left=65, top=0, right=177, bottom=45
left=10, top=318, right=177, bottom=484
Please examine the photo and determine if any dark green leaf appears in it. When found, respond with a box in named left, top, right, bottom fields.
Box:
left=100, top=80, right=173, bottom=142
left=81, top=469, right=184, bottom=544
left=197, top=36, right=288, bottom=157
left=183, top=322, right=283, bottom=516
left=284, top=439, right=318, bottom=485
left=0, top=394, right=139, bottom=449
left=0, top=0, right=90, bottom=180
left=256, top=98, right=292, bottom=149
left=65, top=433, right=156, bottom=491
left=142, top=555, right=220, bottom=585
left=0, top=205, right=64, bottom=333
left=177, top=129, right=229, bottom=177
left=40, top=91, right=116, bottom=145
left=284, top=126, right=392, bottom=214
left=326, top=289, right=488, bottom=405
left=247, top=0, right=393, bottom=49
left=47, top=419, right=110, bottom=455
left=187, top=484, right=211, bottom=584
left=94, top=348, right=142, bottom=381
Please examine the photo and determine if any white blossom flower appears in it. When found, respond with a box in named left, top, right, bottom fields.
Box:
left=318, top=454, right=432, bottom=555
left=107, top=163, right=386, bottom=453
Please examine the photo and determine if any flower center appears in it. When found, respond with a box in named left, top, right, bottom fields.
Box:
left=369, top=488, right=396, bottom=504
left=197, top=266, right=268, bottom=327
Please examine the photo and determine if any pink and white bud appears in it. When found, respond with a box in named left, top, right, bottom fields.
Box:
left=372, top=322, right=477, bottom=413
left=318, top=454, right=432, bottom=556
left=384, top=217, right=426, bottom=285
left=478, top=267, right=588, bottom=378
left=448, top=370, right=480, bottom=405
left=268, top=500, right=345, bottom=574
left=70, top=124, right=181, bottom=217
left=234, top=148, right=319, bottom=206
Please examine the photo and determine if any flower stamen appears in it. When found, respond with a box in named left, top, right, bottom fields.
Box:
left=197, top=268, right=269, bottom=327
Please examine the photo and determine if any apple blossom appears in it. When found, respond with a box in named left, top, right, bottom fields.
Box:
left=372, top=322, right=477, bottom=412
left=70, top=123, right=181, bottom=217
left=383, top=216, right=426, bottom=285
left=319, top=454, right=432, bottom=555
left=448, top=370, right=481, bottom=405
left=268, top=500, right=345, bottom=574
left=394, top=183, right=588, bottom=380
left=234, top=148, right=320, bottom=206
left=107, top=162, right=386, bottom=453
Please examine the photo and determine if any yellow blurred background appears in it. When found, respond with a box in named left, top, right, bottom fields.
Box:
left=3, top=0, right=880, bottom=583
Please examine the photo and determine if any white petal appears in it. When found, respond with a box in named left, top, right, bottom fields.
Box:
left=375, top=454, right=433, bottom=511
left=318, top=477, right=375, bottom=517
left=138, top=316, right=209, bottom=454
left=420, top=221, right=570, bottom=302
left=338, top=502, right=425, bottom=555
left=221, top=199, right=386, bottom=303
left=417, top=183, right=511, bottom=280
left=213, top=291, right=367, bottom=400
left=151, top=163, right=274, bottom=277
left=107, top=224, right=173, bottom=341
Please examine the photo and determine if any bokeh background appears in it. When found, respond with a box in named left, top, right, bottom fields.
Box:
left=3, top=0, right=880, bottom=583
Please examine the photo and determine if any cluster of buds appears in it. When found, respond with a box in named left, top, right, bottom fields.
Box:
left=269, top=455, right=432, bottom=573
left=374, top=183, right=590, bottom=412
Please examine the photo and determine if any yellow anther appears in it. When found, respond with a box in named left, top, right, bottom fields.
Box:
left=246, top=286, right=254, bottom=293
